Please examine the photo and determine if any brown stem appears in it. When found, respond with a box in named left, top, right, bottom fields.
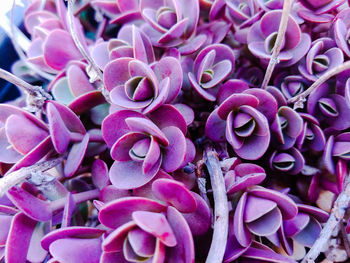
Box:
left=302, top=175, right=350, bottom=263
left=288, top=61, right=350, bottom=107
left=66, top=0, right=111, bottom=103
left=261, top=0, right=293, bottom=89
left=0, top=68, right=51, bottom=111
left=204, top=148, right=229, bottom=263
left=0, top=157, right=64, bottom=197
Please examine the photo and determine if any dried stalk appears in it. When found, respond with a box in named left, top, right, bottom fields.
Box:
left=261, top=0, right=293, bottom=89
left=204, top=148, right=229, bottom=263
left=66, top=0, right=111, bottom=103
left=302, top=175, right=350, bottom=263
left=0, top=68, right=51, bottom=111
left=288, top=61, right=350, bottom=107
left=340, top=222, right=350, bottom=258
left=0, top=157, right=64, bottom=198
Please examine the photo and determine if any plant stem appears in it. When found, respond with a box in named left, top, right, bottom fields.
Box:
left=66, top=0, right=111, bottom=103
left=302, top=175, right=350, bottom=263
left=288, top=61, right=350, bottom=106
left=261, top=0, right=293, bottom=89
left=0, top=157, right=64, bottom=198
left=0, top=68, right=51, bottom=111
left=204, top=147, right=229, bottom=263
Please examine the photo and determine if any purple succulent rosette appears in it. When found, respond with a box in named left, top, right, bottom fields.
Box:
left=307, top=83, right=350, bottom=131
left=104, top=56, right=182, bottom=113
left=296, top=113, right=326, bottom=152
left=277, top=75, right=311, bottom=101
left=206, top=87, right=277, bottom=160
left=25, top=0, right=85, bottom=72
left=281, top=203, right=329, bottom=255
left=98, top=179, right=210, bottom=263
left=323, top=132, right=350, bottom=175
left=333, top=8, right=350, bottom=58
left=91, top=25, right=155, bottom=70
left=299, top=0, right=346, bottom=15
left=102, top=105, right=194, bottom=189
left=271, top=106, right=303, bottom=150
left=299, top=38, right=344, bottom=82
left=139, top=0, right=199, bottom=47
left=230, top=185, right=298, bottom=248
left=270, top=147, right=305, bottom=175
left=188, top=44, right=235, bottom=101
left=247, top=10, right=311, bottom=67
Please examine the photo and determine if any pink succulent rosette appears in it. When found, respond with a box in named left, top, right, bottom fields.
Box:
left=25, top=0, right=85, bottom=72
left=307, top=83, right=350, bottom=131
left=271, top=106, right=303, bottom=150
left=206, top=86, right=277, bottom=160
left=139, top=0, right=199, bottom=47
left=270, top=147, right=305, bottom=175
left=188, top=44, right=235, bottom=101
left=98, top=178, right=210, bottom=263
left=247, top=10, right=311, bottom=67
left=280, top=203, right=329, bottom=256
left=299, top=38, right=344, bottom=82
left=102, top=105, right=195, bottom=189
left=91, top=25, right=155, bottom=71
left=104, top=56, right=182, bottom=114
left=296, top=113, right=326, bottom=152
left=231, top=186, right=298, bottom=248
left=333, top=8, right=350, bottom=58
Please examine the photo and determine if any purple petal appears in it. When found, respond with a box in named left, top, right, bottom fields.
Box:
left=132, top=211, right=177, bottom=247
left=41, top=227, right=105, bottom=251
left=109, top=157, right=161, bottom=189
left=5, top=213, right=37, bottom=263
left=152, top=178, right=197, bottom=213
left=249, top=186, right=298, bottom=220
left=102, top=110, right=145, bottom=147
left=92, top=159, right=109, bottom=190
left=5, top=115, right=48, bottom=155
left=234, top=192, right=252, bottom=247
left=44, top=29, right=83, bottom=71
left=218, top=94, right=259, bottom=120
left=148, top=104, right=187, bottom=135
left=49, top=237, right=102, bottom=263
left=166, top=206, right=195, bottom=263
left=153, top=57, right=182, bottom=103
left=161, top=126, right=187, bottom=172
left=64, top=133, right=89, bottom=177
left=7, top=187, right=52, bottom=222
left=125, top=117, right=169, bottom=146
left=246, top=208, right=282, bottom=236
left=128, top=228, right=156, bottom=257
left=102, top=221, right=136, bottom=252
left=98, top=197, right=167, bottom=229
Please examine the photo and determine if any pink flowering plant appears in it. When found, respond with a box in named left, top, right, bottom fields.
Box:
left=4, top=0, right=350, bottom=262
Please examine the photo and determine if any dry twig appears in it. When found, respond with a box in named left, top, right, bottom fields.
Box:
left=204, top=147, right=229, bottom=263
left=302, top=175, right=350, bottom=263
left=261, top=0, right=293, bottom=89
left=0, top=157, right=64, bottom=198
